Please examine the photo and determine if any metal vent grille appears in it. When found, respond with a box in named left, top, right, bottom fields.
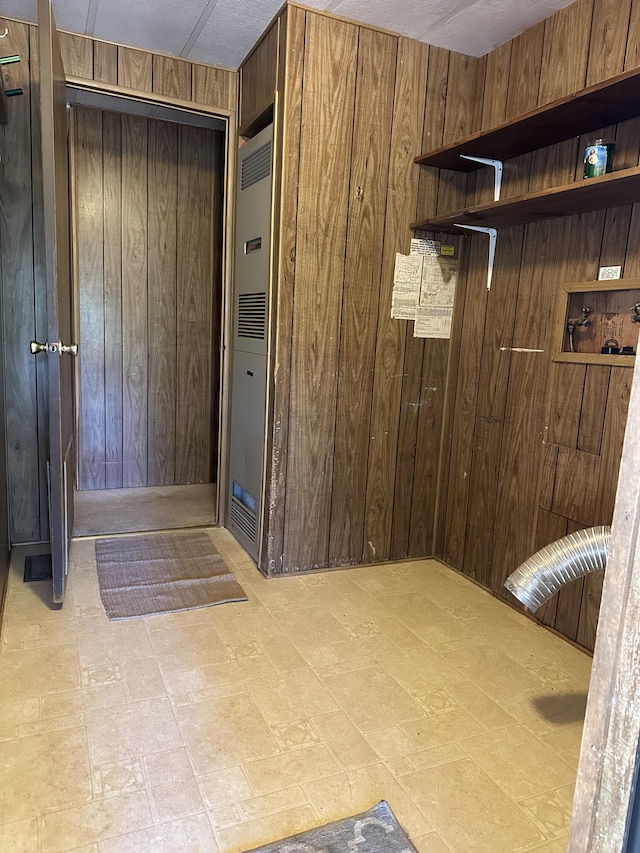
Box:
left=241, top=141, right=271, bottom=190
left=230, top=496, right=257, bottom=542
left=237, top=292, right=267, bottom=340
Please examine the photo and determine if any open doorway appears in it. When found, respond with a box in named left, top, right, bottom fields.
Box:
left=67, top=90, right=229, bottom=537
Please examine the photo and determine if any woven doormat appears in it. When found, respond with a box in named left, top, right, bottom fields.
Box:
left=95, top=531, right=247, bottom=620
left=241, top=800, right=418, bottom=852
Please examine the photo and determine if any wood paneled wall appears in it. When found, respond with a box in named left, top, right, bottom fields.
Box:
left=435, top=0, right=640, bottom=650
left=245, top=1, right=636, bottom=650
left=257, top=5, right=482, bottom=575
left=73, top=106, right=224, bottom=490
left=58, top=32, right=237, bottom=111
left=0, top=18, right=236, bottom=544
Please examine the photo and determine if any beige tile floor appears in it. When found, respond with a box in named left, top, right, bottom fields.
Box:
left=0, top=528, right=592, bottom=853
left=73, top=485, right=217, bottom=537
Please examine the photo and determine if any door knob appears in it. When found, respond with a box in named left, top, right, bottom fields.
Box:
left=30, top=340, right=78, bottom=356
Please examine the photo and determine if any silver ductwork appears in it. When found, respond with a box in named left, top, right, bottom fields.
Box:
left=504, top=525, right=611, bottom=611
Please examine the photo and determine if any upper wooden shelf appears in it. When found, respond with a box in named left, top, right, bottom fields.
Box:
left=415, top=66, right=640, bottom=171
left=411, top=166, right=640, bottom=233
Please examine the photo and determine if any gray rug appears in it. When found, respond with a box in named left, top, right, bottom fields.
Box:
left=95, top=531, right=247, bottom=620
left=241, top=801, right=417, bottom=852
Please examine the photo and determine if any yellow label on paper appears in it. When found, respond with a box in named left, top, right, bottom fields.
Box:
left=440, top=244, right=455, bottom=256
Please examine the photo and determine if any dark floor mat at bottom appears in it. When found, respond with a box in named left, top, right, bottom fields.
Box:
left=24, top=554, right=53, bottom=582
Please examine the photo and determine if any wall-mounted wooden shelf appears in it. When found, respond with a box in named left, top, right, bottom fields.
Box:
left=415, top=66, right=640, bottom=171
left=552, top=278, right=640, bottom=366
left=411, top=166, right=640, bottom=233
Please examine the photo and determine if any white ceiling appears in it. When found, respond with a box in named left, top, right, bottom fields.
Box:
left=0, top=0, right=576, bottom=71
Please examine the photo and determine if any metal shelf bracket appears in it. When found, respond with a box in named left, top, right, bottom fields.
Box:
left=460, top=155, right=503, bottom=200
left=455, top=225, right=497, bottom=290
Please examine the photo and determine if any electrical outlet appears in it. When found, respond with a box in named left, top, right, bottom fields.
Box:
left=598, top=265, right=622, bottom=280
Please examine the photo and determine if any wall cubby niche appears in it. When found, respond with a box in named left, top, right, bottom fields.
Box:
left=553, top=278, right=640, bottom=366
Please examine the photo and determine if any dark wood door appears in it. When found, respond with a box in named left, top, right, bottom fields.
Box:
left=38, top=0, right=75, bottom=604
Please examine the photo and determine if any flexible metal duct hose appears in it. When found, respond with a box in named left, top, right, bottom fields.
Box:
left=504, top=525, right=611, bottom=612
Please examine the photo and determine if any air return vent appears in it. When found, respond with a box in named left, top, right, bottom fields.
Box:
left=229, top=482, right=257, bottom=543
left=237, top=292, right=267, bottom=340
left=241, top=140, right=271, bottom=190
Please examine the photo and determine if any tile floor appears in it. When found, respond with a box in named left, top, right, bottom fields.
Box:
left=0, top=528, right=592, bottom=852
left=73, top=485, right=217, bottom=537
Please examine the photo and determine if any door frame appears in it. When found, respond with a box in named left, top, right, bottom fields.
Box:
left=65, top=76, right=237, bottom=526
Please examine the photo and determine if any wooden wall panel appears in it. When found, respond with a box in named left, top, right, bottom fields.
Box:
left=58, top=31, right=93, bottom=78
left=263, top=11, right=460, bottom=575
left=102, top=111, right=124, bottom=488
left=121, top=115, right=149, bottom=488
left=490, top=218, right=571, bottom=595
left=504, top=22, right=544, bottom=119
left=147, top=121, right=178, bottom=485
left=408, top=336, right=449, bottom=556
left=262, top=5, right=305, bottom=575
left=362, top=37, right=429, bottom=565
left=547, top=364, right=586, bottom=448
left=240, top=20, right=280, bottom=130
left=442, top=238, right=489, bottom=568
left=329, top=28, right=397, bottom=565
left=577, top=366, right=609, bottom=455
left=594, top=368, right=633, bottom=523
left=176, top=127, right=216, bottom=485
left=552, top=448, right=599, bottom=524
left=586, top=0, right=633, bottom=84
left=576, top=569, right=604, bottom=651
left=442, top=52, right=482, bottom=145
left=416, top=46, right=449, bottom=220
left=193, top=63, right=238, bottom=112
left=555, top=518, right=587, bottom=641
left=625, top=0, right=640, bottom=69
left=118, top=46, right=153, bottom=91
left=27, top=26, right=237, bottom=112
left=282, top=14, right=358, bottom=570
left=532, top=508, right=567, bottom=627
left=74, top=108, right=106, bottom=489
left=538, top=0, right=593, bottom=104
left=74, top=109, right=223, bottom=491
left=461, top=226, right=525, bottom=585
left=153, top=55, right=192, bottom=100
left=481, top=41, right=511, bottom=128
left=93, top=40, right=117, bottom=84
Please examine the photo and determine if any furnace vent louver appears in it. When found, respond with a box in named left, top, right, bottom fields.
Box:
left=241, top=141, right=271, bottom=190
left=230, top=496, right=257, bottom=543
left=237, top=292, right=267, bottom=340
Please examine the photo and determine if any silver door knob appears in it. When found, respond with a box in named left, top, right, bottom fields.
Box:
left=30, top=340, right=78, bottom=356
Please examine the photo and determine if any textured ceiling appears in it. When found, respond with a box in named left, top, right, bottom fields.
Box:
left=0, top=0, right=576, bottom=71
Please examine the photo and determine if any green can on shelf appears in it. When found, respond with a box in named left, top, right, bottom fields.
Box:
left=583, top=139, right=615, bottom=178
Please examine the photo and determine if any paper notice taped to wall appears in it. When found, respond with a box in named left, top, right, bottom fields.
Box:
left=414, top=255, right=458, bottom=339
left=392, top=253, right=423, bottom=319
left=391, top=243, right=458, bottom=334
left=410, top=237, right=440, bottom=257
